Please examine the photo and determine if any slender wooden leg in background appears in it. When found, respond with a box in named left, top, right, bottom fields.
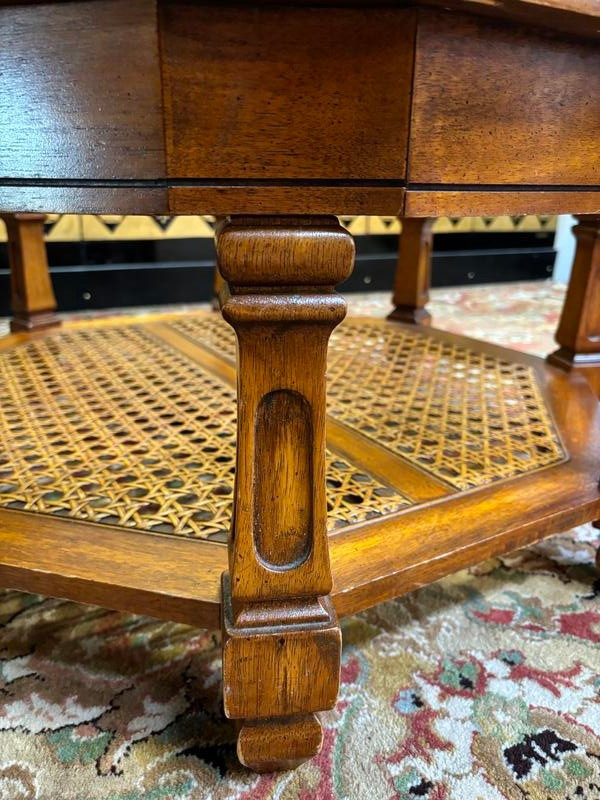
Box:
left=387, top=217, right=434, bottom=325
left=548, top=215, right=600, bottom=397
left=1, top=213, right=59, bottom=333
left=217, top=215, right=353, bottom=772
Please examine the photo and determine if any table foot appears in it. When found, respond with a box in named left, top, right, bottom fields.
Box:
left=237, top=714, right=323, bottom=773
left=222, top=576, right=340, bottom=772
left=10, top=309, right=61, bottom=332
left=387, top=305, right=432, bottom=325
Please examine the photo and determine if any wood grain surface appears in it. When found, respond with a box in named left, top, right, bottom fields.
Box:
left=218, top=216, right=353, bottom=770
left=549, top=215, right=600, bottom=395
left=0, top=0, right=165, bottom=180
left=403, top=190, right=600, bottom=217
left=160, top=3, right=416, bottom=180
left=388, top=217, right=434, bottom=324
left=409, top=10, right=600, bottom=186
left=554, top=216, right=600, bottom=354
left=0, top=314, right=598, bottom=633
left=0, top=2, right=599, bottom=216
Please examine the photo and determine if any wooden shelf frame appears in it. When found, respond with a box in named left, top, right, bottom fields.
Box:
left=0, top=312, right=597, bottom=632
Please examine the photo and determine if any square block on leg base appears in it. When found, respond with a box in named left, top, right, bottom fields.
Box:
left=10, top=311, right=60, bottom=333
left=221, top=574, right=341, bottom=721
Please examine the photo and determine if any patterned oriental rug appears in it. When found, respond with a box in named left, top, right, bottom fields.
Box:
left=1, top=281, right=599, bottom=800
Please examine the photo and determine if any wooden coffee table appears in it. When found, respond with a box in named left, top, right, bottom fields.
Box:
left=0, top=0, right=599, bottom=773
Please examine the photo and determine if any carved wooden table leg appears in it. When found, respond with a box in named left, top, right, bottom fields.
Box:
left=548, top=215, right=600, bottom=397
left=217, top=215, right=353, bottom=772
left=2, top=213, right=59, bottom=333
left=387, top=217, right=434, bottom=325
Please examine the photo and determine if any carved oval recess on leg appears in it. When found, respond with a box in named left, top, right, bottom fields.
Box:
left=254, top=389, right=313, bottom=570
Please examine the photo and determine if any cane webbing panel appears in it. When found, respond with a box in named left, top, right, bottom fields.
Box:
left=173, top=315, right=237, bottom=361
left=0, top=325, right=410, bottom=541
left=169, top=315, right=567, bottom=490
left=327, top=321, right=566, bottom=489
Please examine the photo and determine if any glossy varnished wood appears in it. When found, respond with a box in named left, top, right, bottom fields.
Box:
left=0, top=508, right=223, bottom=629
left=421, top=0, right=600, bottom=36
left=160, top=4, right=416, bottom=181
left=328, top=326, right=600, bottom=615
left=388, top=217, right=434, bottom=324
left=409, top=10, right=600, bottom=186
left=1, top=0, right=600, bottom=773
left=0, top=312, right=597, bottom=631
left=217, top=216, right=352, bottom=770
left=0, top=0, right=164, bottom=181
left=403, top=190, right=600, bottom=218
left=549, top=215, right=600, bottom=396
left=168, top=185, right=407, bottom=218
left=150, top=319, right=453, bottom=503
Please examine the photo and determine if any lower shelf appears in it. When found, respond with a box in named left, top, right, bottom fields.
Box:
left=0, top=310, right=598, bottom=629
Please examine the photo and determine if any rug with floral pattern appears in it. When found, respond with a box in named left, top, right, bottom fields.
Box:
left=1, top=282, right=599, bottom=800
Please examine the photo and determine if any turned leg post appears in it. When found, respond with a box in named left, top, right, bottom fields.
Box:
left=388, top=217, right=434, bottom=325
left=2, top=213, right=59, bottom=333
left=548, top=215, right=600, bottom=397
left=217, top=215, right=353, bottom=772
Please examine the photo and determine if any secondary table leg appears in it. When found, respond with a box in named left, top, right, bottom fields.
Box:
left=1, top=213, right=59, bottom=333
left=548, top=215, right=600, bottom=397
left=387, top=217, right=434, bottom=325
left=548, top=216, right=600, bottom=562
left=216, top=215, right=354, bottom=772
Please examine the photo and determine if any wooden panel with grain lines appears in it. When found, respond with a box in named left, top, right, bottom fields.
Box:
left=409, top=10, right=600, bottom=186
left=0, top=0, right=165, bottom=180
left=160, top=3, right=416, bottom=180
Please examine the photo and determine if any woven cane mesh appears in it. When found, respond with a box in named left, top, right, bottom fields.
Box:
left=0, top=325, right=409, bottom=540
left=173, top=315, right=237, bottom=361
left=170, top=315, right=566, bottom=490
left=327, top=321, right=566, bottom=489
